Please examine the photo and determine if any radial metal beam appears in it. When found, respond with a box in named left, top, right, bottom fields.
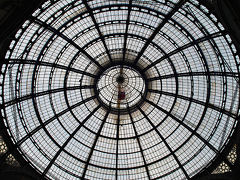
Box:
left=82, top=110, right=110, bottom=178
left=138, top=107, right=190, bottom=179
left=4, top=85, right=94, bottom=107
left=185, top=5, right=239, bottom=84
left=127, top=106, right=151, bottom=180
left=134, top=0, right=186, bottom=64
left=144, top=98, right=219, bottom=154
left=183, top=5, right=239, bottom=157
left=115, top=110, right=120, bottom=180
left=142, top=31, right=226, bottom=72
left=122, top=0, right=132, bottom=62
left=1, top=96, right=98, bottom=172
left=148, top=89, right=237, bottom=118
left=6, top=59, right=97, bottom=78
left=147, top=71, right=239, bottom=81
left=82, top=0, right=113, bottom=62
left=31, top=17, right=104, bottom=70
left=148, top=101, right=222, bottom=168
left=42, top=105, right=101, bottom=176
left=16, top=95, right=97, bottom=146
left=80, top=30, right=224, bottom=66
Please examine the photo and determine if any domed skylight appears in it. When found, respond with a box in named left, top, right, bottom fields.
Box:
left=0, top=0, right=239, bottom=179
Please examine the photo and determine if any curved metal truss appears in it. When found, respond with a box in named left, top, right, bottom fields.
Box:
left=0, top=0, right=239, bottom=179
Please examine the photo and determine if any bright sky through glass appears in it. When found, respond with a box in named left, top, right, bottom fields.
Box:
left=0, top=0, right=239, bottom=179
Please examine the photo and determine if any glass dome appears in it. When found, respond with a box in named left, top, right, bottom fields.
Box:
left=0, top=0, right=239, bottom=179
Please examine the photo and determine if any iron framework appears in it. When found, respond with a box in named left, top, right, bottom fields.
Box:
left=0, top=0, right=240, bottom=179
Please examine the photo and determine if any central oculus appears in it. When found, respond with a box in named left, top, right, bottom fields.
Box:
left=96, top=65, right=146, bottom=114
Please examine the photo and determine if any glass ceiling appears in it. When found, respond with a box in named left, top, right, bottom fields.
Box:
left=0, top=0, right=239, bottom=179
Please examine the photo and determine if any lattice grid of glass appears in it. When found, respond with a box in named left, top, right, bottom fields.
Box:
left=0, top=0, right=239, bottom=179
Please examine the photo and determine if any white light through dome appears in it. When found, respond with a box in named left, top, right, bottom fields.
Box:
left=0, top=0, right=239, bottom=179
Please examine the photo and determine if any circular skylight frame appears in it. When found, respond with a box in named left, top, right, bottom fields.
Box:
left=0, top=0, right=239, bottom=179
left=95, top=64, right=147, bottom=112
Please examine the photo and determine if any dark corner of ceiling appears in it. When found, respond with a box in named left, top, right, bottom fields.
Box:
left=0, top=0, right=44, bottom=58
left=214, top=0, right=240, bottom=51
left=201, top=0, right=240, bottom=51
